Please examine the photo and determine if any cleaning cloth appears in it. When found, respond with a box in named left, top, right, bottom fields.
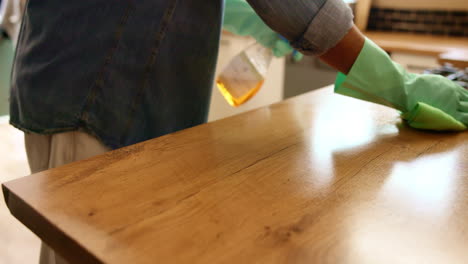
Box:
left=335, top=38, right=468, bottom=131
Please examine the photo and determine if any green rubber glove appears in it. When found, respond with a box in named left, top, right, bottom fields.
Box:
left=335, top=38, right=468, bottom=131
left=223, top=0, right=303, bottom=61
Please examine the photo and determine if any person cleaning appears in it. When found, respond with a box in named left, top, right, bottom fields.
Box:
left=224, top=0, right=467, bottom=130
left=7, top=0, right=467, bottom=263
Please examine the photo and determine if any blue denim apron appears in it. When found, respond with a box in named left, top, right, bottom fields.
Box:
left=10, top=0, right=223, bottom=149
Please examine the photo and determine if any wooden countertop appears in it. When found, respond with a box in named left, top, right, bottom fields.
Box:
left=365, top=31, right=468, bottom=68
left=3, top=87, right=468, bottom=264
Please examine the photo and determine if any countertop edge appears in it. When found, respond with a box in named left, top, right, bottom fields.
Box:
left=2, top=182, right=103, bottom=264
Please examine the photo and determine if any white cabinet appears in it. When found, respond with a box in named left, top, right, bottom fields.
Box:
left=208, top=33, right=285, bottom=122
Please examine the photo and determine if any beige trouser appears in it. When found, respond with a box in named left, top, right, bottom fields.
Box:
left=24, top=130, right=111, bottom=264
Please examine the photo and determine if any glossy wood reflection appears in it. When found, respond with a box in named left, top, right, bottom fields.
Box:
left=3, top=87, right=468, bottom=264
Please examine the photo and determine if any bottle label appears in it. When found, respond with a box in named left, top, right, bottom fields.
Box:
left=216, top=43, right=273, bottom=106
left=217, top=52, right=263, bottom=98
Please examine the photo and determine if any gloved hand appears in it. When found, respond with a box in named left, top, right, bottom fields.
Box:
left=223, top=0, right=303, bottom=61
left=335, top=38, right=468, bottom=131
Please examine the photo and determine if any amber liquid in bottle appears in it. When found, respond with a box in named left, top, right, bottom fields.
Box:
left=216, top=43, right=273, bottom=107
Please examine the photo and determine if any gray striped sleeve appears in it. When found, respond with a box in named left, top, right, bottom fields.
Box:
left=246, top=0, right=327, bottom=41
left=246, top=0, right=354, bottom=56
left=292, top=0, right=354, bottom=56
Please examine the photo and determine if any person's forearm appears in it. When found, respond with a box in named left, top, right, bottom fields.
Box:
left=319, top=25, right=365, bottom=74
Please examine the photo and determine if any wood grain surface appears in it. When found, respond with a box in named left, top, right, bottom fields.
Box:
left=365, top=31, right=468, bottom=67
left=3, top=87, right=468, bottom=264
